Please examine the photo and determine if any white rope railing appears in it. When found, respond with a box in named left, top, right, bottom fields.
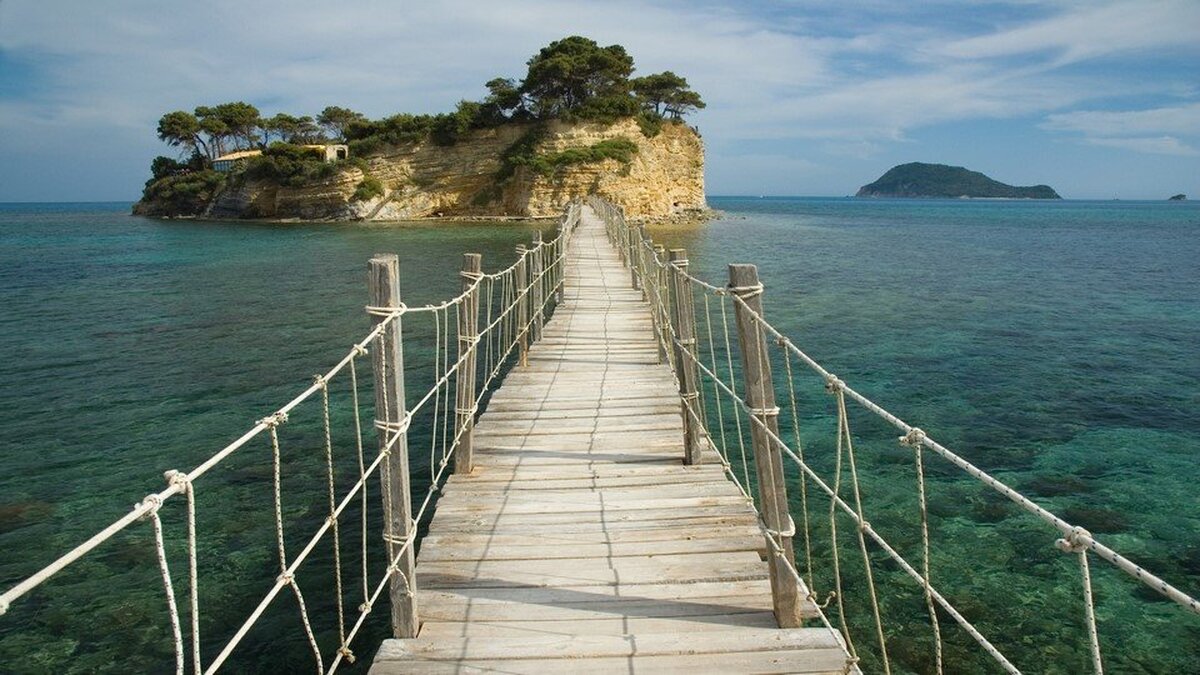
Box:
left=0, top=201, right=582, bottom=673
left=591, top=195, right=1198, bottom=674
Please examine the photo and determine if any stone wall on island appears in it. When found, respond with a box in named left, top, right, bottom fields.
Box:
left=199, top=118, right=706, bottom=222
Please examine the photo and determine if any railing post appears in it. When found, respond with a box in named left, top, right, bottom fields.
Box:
left=728, top=263, right=803, bottom=628
left=531, top=231, right=545, bottom=342
left=653, top=244, right=670, bottom=365
left=367, top=254, right=419, bottom=638
left=669, top=249, right=704, bottom=465
left=637, top=225, right=650, bottom=302
left=627, top=216, right=641, bottom=291
left=455, top=253, right=482, bottom=475
left=515, top=245, right=529, bottom=367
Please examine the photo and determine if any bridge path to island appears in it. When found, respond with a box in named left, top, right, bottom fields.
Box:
left=3, top=198, right=1197, bottom=675
left=368, top=205, right=851, bottom=673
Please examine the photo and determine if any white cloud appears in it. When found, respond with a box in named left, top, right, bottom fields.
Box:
left=1043, top=103, right=1200, bottom=137
left=1082, top=135, right=1199, bottom=156
left=940, top=0, right=1200, bottom=65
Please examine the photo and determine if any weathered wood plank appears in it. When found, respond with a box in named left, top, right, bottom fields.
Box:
left=374, top=628, right=843, bottom=660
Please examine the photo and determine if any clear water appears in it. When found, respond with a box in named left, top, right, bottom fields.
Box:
left=1, top=199, right=1197, bottom=673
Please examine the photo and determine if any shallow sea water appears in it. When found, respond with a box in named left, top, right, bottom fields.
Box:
left=0, top=198, right=1197, bottom=673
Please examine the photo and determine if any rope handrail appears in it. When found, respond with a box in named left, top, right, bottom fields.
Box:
left=589, top=194, right=1198, bottom=675
left=0, top=198, right=584, bottom=674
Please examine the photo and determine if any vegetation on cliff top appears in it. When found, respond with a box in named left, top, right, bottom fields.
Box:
left=138, top=36, right=704, bottom=215
left=857, top=162, right=1061, bottom=199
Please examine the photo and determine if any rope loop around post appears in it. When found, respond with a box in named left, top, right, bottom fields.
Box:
left=458, top=270, right=483, bottom=281
left=765, top=515, right=797, bottom=538
left=727, top=282, right=765, bottom=298
left=900, top=427, right=927, bottom=448
left=373, top=418, right=410, bottom=435
left=365, top=302, right=407, bottom=318
left=748, top=405, right=781, bottom=418
left=1056, top=526, right=1094, bottom=554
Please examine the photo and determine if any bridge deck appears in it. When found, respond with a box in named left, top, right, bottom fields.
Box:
left=371, top=207, right=850, bottom=673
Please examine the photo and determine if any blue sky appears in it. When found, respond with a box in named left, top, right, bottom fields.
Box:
left=1, top=0, right=1197, bottom=200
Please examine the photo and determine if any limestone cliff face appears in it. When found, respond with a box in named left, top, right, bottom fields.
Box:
left=201, top=119, right=705, bottom=221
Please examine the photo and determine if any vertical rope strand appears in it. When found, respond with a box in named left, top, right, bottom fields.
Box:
left=904, top=428, right=944, bottom=674
left=835, top=389, right=890, bottom=674
left=348, top=354, right=370, bottom=613
left=145, top=500, right=184, bottom=675
left=782, top=347, right=815, bottom=592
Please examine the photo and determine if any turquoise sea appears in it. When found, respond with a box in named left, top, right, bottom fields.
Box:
left=0, top=198, right=1197, bottom=673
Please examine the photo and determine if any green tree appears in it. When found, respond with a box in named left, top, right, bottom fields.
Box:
left=631, top=71, right=705, bottom=119
left=157, top=110, right=212, bottom=159
left=194, top=106, right=231, bottom=156
left=519, top=36, right=635, bottom=118
left=316, top=106, right=365, bottom=141
left=478, top=77, right=525, bottom=124
left=196, top=102, right=260, bottom=152
left=290, top=115, right=324, bottom=144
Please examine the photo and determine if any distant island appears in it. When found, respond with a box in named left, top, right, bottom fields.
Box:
left=857, top=162, right=1061, bottom=199
left=1169, top=193, right=1186, bottom=201
left=133, top=36, right=708, bottom=222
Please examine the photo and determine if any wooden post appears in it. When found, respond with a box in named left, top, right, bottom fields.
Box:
left=515, top=245, right=529, bottom=367
left=637, top=226, right=651, bottom=302
left=367, top=254, right=419, bottom=638
left=627, top=218, right=641, bottom=291
left=728, top=263, right=803, bottom=628
left=668, top=249, right=704, bottom=465
left=653, top=244, right=669, bottom=364
left=531, top=232, right=544, bottom=342
left=454, top=253, right=482, bottom=475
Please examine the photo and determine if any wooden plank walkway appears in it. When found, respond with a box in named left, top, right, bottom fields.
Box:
left=371, top=207, right=851, bottom=673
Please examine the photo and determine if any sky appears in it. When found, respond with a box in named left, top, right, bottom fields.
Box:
left=1, top=0, right=1197, bottom=201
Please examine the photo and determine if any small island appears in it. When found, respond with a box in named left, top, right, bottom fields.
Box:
left=134, top=36, right=708, bottom=222
left=857, top=162, right=1061, bottom=199
left=1168, top=194, right=1186, bottom=201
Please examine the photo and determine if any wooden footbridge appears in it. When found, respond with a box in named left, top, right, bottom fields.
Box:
left=2, top=198, right=1197, bottom=674
left=369, top=206, right=850, bottom=673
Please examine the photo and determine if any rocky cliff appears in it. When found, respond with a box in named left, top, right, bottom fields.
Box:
left=179, top=119, right=706, bottom=221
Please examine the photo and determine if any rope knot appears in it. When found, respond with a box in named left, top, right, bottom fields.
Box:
left=258, top=411, right=288, bottom=428
left=858, top=519, right=874, bottom=536
left=277, top=570, right=295, bottom=586
left=164, top=469, right=190, bottom=493
left=358, top=601, right=373, bottom=614
left=138, top=494, right=163, bottom=517
left=338, top=646, right=357, bottom=663
left=353, top=344, right=369, bottom=357
left=313, top=373, right=327, bottom=387
left=1056, top=526, right=1093, bottom=554
left=824, top=375, right=844, bottom=394
left=900, top=428, right=927, bottom=448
